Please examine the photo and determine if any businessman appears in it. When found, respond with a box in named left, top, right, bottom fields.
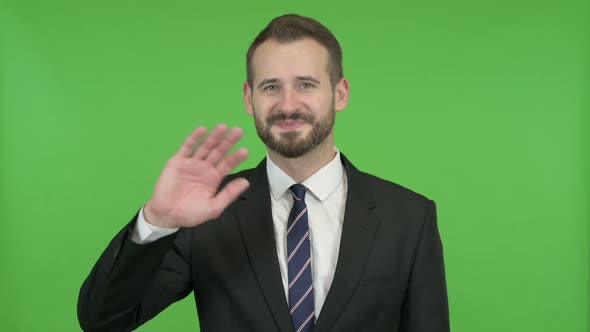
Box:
left=78, top=14, right=450, bottom=332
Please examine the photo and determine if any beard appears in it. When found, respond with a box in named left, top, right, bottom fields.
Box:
left=253, top=106, right=335, bottom=159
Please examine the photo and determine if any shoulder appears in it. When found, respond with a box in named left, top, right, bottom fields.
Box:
left=350, top=169, right=438, bottom=238
left=341, top=151, right=433, bottom=208
left=360, top=170, right=430, bottom=202
left=345, top=161, right=435, bottom=218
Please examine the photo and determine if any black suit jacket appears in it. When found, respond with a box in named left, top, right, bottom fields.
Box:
left=78, top=154, right=449, bottom=331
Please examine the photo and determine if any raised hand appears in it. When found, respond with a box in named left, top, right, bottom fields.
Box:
left=144, top=124, right=250, bottom=229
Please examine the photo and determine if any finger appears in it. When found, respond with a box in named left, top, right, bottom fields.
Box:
left=216, top=148, right=249, bottom=176
left=177, top=126, right=208, bottom=157
left=204, top=127, right=244, bottom=165
left=192, top=124, right=228, bottom=160
left=210, top=178, right=250, bottom=218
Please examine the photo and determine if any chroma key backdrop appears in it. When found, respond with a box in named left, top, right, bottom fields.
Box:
left=1, top=0, right=588, bottom=331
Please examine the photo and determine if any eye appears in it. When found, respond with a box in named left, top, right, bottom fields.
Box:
left=300, top=82, right=315, bottom=89
left=263, top=84, right=278, bottom=92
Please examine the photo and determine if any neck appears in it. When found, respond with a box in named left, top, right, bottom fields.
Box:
left=267, top=135, right=336, bottom=183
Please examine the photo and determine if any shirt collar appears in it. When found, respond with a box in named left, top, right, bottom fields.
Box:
left=266, top=148, right=344, bottom=202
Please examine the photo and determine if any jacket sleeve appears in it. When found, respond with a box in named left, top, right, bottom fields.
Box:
left=77, top=212, right=193, bottom=332
left=400, top=200, right=451, bottom=332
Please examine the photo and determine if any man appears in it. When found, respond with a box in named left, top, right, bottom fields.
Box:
left=78, top=14, right=449, bottom=332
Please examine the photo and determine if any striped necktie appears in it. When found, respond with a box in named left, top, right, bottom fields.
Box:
left=287, top=184, right=315, bottom=332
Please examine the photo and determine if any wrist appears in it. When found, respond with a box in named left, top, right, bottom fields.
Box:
left=144, top=202, right=177, bottom=229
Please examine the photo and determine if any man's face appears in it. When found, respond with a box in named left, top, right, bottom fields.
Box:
left=244, top=38, right=349, bottom=158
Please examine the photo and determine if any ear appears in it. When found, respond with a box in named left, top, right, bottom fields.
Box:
left=243, top=82, right=254, bottom=115
left=334, top=78, right=350, bottom=112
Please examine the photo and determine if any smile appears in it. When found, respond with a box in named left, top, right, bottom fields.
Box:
left=274, top=120, right=307, bottom=131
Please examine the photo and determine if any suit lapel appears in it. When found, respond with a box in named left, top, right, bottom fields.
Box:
left=235, top=159, right=294, bottom=332
left=314, top=154, right=380, bottom=332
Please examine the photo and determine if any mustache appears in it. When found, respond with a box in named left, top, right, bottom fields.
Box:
left=266, top=112, right=315, bottom=126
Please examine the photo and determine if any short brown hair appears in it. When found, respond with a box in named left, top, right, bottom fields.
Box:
left=246, top=14, right=343, bottom=88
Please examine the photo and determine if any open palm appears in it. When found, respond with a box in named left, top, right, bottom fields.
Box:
left=144, top=125, right=250, bottom=229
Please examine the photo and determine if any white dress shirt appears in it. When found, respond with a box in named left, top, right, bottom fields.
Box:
left=132, top=149, right=348, bottom=316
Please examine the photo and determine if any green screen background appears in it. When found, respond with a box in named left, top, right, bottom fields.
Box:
left=1, top=0, right=588, bottom=331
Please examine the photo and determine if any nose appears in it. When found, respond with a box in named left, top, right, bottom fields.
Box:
left=277, top=87, right=299, bottom=113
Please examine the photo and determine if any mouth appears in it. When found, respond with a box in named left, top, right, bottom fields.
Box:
left=274, top=119, right=307, bottom=131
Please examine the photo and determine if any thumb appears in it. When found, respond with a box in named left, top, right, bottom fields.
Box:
left=210, top=178, right=250, bottom=218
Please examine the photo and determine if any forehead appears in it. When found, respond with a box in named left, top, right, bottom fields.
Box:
left=250, top=38, right=330, bottom=83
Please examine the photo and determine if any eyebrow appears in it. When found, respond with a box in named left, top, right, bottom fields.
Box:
left=256, top=76, right=321, bottom=89
left=296, top=76, right=321, bottom=85
left=257, top=79, right=278, bottom=89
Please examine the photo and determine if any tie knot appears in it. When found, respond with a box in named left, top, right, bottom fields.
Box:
left=289, top=184, right=307, bottom=202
